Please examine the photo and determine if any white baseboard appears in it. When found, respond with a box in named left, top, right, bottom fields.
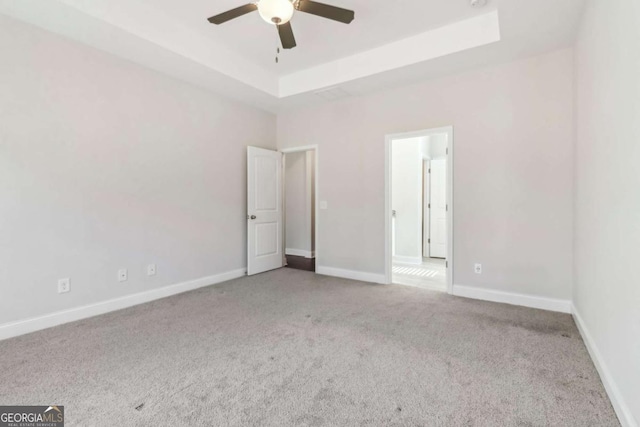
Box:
left=393, top=255, right=422, bottom=265
left=285, top=248, right=315, bottom=258
left=316, top=266, right=386, bottom=285
left=572, top=305, right=637, bottom=427
left=0, top=268, right=246, bottom=341
left=453, top=284, right=572, bottom=313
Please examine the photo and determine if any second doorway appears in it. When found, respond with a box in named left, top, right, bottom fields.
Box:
left=388, top=128, right=452, bottom=292
left=284, top=150, right=316, bottom=272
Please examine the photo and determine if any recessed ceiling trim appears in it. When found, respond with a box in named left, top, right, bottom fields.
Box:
left=278, top=11, right=501, bottom=98
left=0, top=0, right=585, bottom=113
left=0, top=0, right=280, bottom=96
left=0, top=0, right=281, bottom=110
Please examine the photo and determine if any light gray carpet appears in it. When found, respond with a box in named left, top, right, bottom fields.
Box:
left=0, top=269, right=618, bottom=426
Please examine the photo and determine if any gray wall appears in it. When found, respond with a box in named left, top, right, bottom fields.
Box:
left=574, top=0, right=640, bottom=424
left=278, top=48, right=574, bottom=301
left=0, top=16, right=276, bottom=325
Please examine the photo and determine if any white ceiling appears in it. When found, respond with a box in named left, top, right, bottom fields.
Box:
left=160, top=0, right=497, bottom=75
left=0, top=0, right=585, bottom=112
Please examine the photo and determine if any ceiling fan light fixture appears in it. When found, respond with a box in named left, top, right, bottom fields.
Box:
left=257, top=0, right=295, bottom=25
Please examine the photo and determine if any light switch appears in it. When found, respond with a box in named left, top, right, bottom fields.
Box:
left=320, top=201, right=328, bottom=210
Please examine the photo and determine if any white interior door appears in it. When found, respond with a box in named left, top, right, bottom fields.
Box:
left=429, top=158, right=447, bottom=258
left=423, top=160, right=431, bottom=257
left=247, top=146, right=283, bottom=275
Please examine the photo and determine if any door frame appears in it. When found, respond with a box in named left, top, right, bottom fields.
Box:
left=384, top=127, right=454, bottom=293
left=280, top=145, right=320, bottom=272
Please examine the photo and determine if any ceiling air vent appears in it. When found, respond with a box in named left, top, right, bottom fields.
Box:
left=314, top=87, right=350, bottom=101
left=470, top=0, right=488, bottom=7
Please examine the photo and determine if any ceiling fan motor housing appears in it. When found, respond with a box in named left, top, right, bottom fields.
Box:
left=258, top=0, right=295, bottom=25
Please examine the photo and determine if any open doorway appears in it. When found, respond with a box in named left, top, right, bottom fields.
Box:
left=385, top=127, right=453, bottom=293
left=283, top=149, right=316, bottom=272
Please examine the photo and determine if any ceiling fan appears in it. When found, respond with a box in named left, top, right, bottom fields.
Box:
left=207, top=0, right=355, bottom=50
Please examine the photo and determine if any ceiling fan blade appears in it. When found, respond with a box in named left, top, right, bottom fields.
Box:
left=207, top=4, right=258, bottom=25
left=277, top=22, right=297, bottom=49
left=296, top=0, right=354, bottom=24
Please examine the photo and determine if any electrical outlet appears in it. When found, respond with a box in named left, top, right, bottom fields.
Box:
left=118, top=269, right=128, bottom=282
left=57, top=278, right=70, bottom=294
left=474, top=263, right=482, bottom=274
left=147, top=264, right=156, bottom=276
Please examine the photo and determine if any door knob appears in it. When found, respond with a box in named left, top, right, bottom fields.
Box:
left=248, top=215, right=257, bottom=220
